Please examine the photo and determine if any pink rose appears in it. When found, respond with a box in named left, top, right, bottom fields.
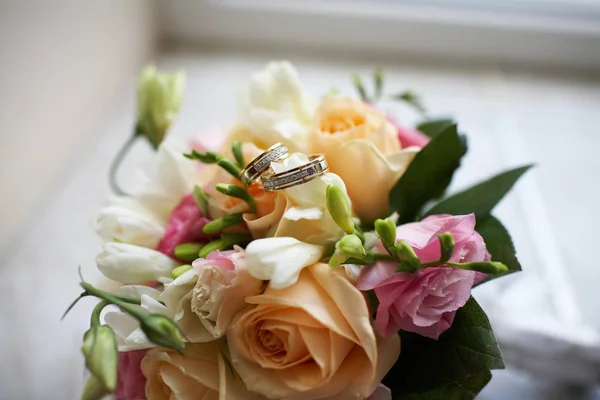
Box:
left=390, top=118, right=430, bottom=148
left=358, top=214, right=489, bottom=339
left=156, top=194, right=212, bottom=259
left=115, top=349, right=147, bottom=400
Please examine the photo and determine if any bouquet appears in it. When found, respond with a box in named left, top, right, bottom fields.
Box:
left=65, top=62, right=530, bottom=400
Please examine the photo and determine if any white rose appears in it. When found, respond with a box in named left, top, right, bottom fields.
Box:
left=91, top=197, right=164, bottom=248
left=236, top=61, right=315, bottom=153
left=96, top=242, right=177, bottom=283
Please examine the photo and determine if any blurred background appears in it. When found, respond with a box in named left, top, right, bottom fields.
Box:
left=0, top=0, right=599, bottom=399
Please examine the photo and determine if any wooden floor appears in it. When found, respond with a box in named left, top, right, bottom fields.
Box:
left=0, top=47, right=599, bottom=399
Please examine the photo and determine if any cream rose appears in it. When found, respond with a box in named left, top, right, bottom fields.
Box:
left=159, top=249, right=262, bottom=342
left=142, top=341, right=264, bottom=400
left=227, top=263, right=400, bottom=400
left=310, top=96, right=419, bottom=223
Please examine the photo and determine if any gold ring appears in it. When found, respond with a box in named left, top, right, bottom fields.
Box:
left=262, top=155, right=328, bottom=191
left=240, top=143, right=288, bottom=185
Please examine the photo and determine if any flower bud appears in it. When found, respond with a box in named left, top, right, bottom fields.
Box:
left=198, top=239, right=229, bottom=258
left=438, top=232, right=455, bottom=263
left=81, top=374, right=109, bottom=400
left=216, top=183, right=256, bottom=212
left=449, top=261, right=508, bottom=274
left=394, top=240, right=421, bottom=272
left=326, top=184, right=354, bottom=234
left=171, top=264, right=192, bottom=279
left=81, top=325, right=118, bottom=392
left=193, top=185, right=210, bottom=216
left=139, top=313, right=185, bottom=352
left=203, top=213, right=245, bottom=234
left=328, top=251, right=348, bottom=267
left=174, top=243, right=204, bottom=262
left=136, top=66, right=185, bottom=149
left=375, top=218, right=397, bottom=249
left=336, top=235, right=366, bottom=258
left=231, top=141, right=245, bottom=168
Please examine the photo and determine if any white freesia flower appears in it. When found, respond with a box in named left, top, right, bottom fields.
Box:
left=93, top=139, right=198, bottom=250
left=135, top=139, right=198, bottom=222
left=104, top=287, right=166, bottom=351
left=91, top=197, right=165, bottom=248
left=246, top=237, right=325, bottom=289
left=96, top=242, right=177, bottom=283
left=272, top=153, right=347, bottom=245
left=237, top=61, right=315, bottom=153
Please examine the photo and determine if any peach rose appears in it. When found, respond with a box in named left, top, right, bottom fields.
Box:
left=227, top=263, right=400, bottom=400
left=142, top=341, right=264, bottom=400
left=310, top=96, right=419, bottom=223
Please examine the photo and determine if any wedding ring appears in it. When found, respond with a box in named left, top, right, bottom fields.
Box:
left=262, top=155, right=328, bottom=191
left=240, top=143, right=289, bottom=185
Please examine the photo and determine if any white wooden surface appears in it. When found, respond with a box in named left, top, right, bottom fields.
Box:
left=1, top=47, right=599, bottom=399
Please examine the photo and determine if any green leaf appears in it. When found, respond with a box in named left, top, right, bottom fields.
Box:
left=393, top=90, right=426, bottom=115
left=394, top=371, right=492, bottom=400
left=475, top=215, right=522, bottom=285
left=353, top=73, right=368, bottom=101
left=415, top=118, right=455, bottom=138
left=424, top=165, right=533, bottom=218
left=373, top=69, right=384, bottom=101
left=389, top=124, right=467, bottom=224
left=383, top=297, right=503, bottom=395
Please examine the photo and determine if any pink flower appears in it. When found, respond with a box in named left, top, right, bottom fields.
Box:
left=156, top=194, right=212, bottom=259
left=390, top=118, right=430, bottom=148
left=115, top=349, right=147, bottom=400
left=358, top=214, right=489, bottom=339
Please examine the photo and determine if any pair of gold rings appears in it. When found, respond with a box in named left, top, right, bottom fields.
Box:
left=240, top=143, right=328, bottom=191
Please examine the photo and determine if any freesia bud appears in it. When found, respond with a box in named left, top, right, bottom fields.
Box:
left=81, top=374, right=109, bottom=400
left=438, top=232, right=455, bottom=263
left=375, top=218, right=397, bottom=249
left=216, top=183, right=256, bottom=212
left=203, top=213, right=245, bottom=234
left=197, top=239, right=229, bottom=258
left=96, top=242, right=177, bottom=283
left=328, top=252, right=348, bottom=267
left=394, top=240, right=421, bottom=272
left=81, top=325, right=118, bottom=392
left=173, top=243, right=204, bottom=262
left=449, top=261, right=508, bottom=274
left=136, top=66, right=185, bottom=149
left=337, top=235, right=366, bottom=258
left=326, top=184, right=354, bottom=234
left=231, top=141, right=245, bottom=168
left=139, top=313, right=185, bottom=352
left=171, top=264, right=192, bottom=279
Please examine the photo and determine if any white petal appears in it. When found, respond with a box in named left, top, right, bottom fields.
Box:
left=116, top=285, right=162, bottom=300
left=96, top=243, right=177, bottom=283
left=283, top=207, right=323, bottom=221
left=91, top=202, right=164, bottom=248
left=246, top=237, right=325, bottom=289
left=140, top=294, right=169, bottom=314
left=136, top=139, right=198, bottom=221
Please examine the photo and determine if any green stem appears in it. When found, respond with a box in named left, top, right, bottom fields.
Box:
left=109, top=133, right=139, bottom=196
left=90, top=300, right=110, bottom=327
left=80, top=282, right=146, bottom=320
